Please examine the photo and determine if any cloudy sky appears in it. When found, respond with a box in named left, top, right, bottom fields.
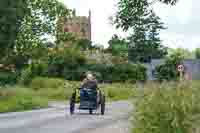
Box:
left=58, top=0, right=200, bottom=50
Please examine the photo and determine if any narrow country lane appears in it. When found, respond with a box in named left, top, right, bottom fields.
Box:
left=0, top=101, right=132, bottom=133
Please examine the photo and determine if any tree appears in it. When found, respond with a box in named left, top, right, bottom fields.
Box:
left=195, top=48, right=200, bottom=59
left=168, top=48, right=194, bottom=59
left=16, top=0, right=71, bottom=52
left=155, top=51, right=184, bottom=81
left=0, top=0, right=25, bottom=62
left=157, top=0, right=178, bottom=5
left=108, top=34, right=128, bottom=57
left=4, top=0, right=72, bottom=68
left=74, top=39, right=92, bottom=50
left=115, top=0, right=167, bottom=63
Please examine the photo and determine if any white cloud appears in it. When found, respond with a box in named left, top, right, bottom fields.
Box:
left=59, top=0, right=200, bottom=50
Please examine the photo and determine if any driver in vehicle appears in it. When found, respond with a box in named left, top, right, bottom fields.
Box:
left=81, top=73, right=98, bottom=90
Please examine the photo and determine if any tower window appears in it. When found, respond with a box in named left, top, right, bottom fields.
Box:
left=64, top=27, right=69, bottom=32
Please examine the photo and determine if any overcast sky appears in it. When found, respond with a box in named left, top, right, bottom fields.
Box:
left=59, top=0, right=200, bottom=50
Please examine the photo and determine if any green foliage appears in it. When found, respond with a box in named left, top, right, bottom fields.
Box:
left=108, top=34, right=128, bottom=57
left=158, top=0, right=178, bottom=5
left=101, top=83, right=135, bottom=101
left=83, top=63, right=146, bottom=82
left=33, top=80, right=79, bottom=101
left=30, top=80, right=134, bottom=101
left=115, top=0, right=167, bottom=63
left=132, top=82, right=200, bottom=133
left=0, top=71, right=19, bottom=85
left=31, top=63, right=49, bottom=77
left=18, top=66, right=33, bottom=86
left=30, top=77, right=65, bottom=89
left=155, top=51, right=184, bottom=81
left=13, top=0, right=71, bottom=67
left=195, top=48, right=200, bottom=59
left=74, top=38, right=93, bottom=51
left=0, top=88, right=48, bottom=113
left=0, top=0, right=25, bottom=60
left=48, top=48, right=86, bottom=78
left=168, top=48, right=195, bottom=59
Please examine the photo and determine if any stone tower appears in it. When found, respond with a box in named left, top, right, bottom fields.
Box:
left=63, top=10, right=92, bottom=41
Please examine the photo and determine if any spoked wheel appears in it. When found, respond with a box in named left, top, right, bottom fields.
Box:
left=70, top=92, right=76, bottom=115
left=100, top=91, right=105, bottom=115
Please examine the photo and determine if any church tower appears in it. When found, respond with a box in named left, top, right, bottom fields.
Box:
left=88, top=10, right=92, bottom=41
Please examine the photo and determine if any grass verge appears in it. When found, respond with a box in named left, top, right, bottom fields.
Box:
left=132, top=81, right=200, bottom=133
left=0, top=87, right=48, bottom=113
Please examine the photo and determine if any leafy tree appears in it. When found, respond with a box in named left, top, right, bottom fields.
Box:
left=0, top=0, right=25, bottom=61
left=108, top=34, right=128, bottom=57
left=74, top=38, right=92, bottom=50
left=195, top=48, right=200, bottom=59
left=168, top=48, right=194, bottom=59
left=155, top=51, right=184, bottom=81
left=16, top=0, right=71, bottom=53
left=115, top=0, right=167, bottom=63
left=157, top=0, right=178, bottom=5
left=0, top=0, right=72, bottom=69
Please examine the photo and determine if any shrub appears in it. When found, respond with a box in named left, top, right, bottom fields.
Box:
left=132, top=82, right=200, bottom=133
left=0, top=71, right=19, bottom=85
left=30, top=77, right=65, bottom=89
left=18, top=66, right=33, bottom=86
left=31, top=63, right=48, bottom=77
left=82, top=63, right=146, bottom=82
left=155, top=51, right=184, bottom=81
left=47, top=48, right=86, bottom=77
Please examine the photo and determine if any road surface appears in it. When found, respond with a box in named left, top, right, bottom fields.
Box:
left=0, top=101, right=132, bottom=133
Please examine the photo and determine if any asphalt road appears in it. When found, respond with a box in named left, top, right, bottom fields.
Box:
left=0, top=101, right=132, bottom=133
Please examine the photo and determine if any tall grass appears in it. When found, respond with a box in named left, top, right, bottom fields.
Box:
left=0, top=87, right=48, bottom=113
left=100, top=83, right=135, bottom=101
left=132, top=81, right=200, bottom=133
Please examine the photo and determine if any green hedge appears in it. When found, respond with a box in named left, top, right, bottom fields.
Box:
left=0, top=71, right=19, bottom=85
left=61, top=63, right=146, bottom=82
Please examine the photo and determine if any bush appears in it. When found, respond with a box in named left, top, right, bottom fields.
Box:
left=155, top=51, right=184, bottom=81
left=0, top=71, right=19, bottom=85
left=31, top=63, right=48, bottom=77
left=30, top=77, right=65, bottom=89
left=132, top=82, right=200, bottom=133
left=0, top=88, right=48, bottom=113
left=83, top=63, right=146, bottom=82
left=18, top=66, right=33, bottom=86
left=47, top=48, right=86, bottom=77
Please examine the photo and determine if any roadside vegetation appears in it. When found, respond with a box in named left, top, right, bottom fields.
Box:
left=0, top=87, right=48, bottom=113
left=132, top=81, right=200, bottom=133
left=0, top=77, right=135, bottom=113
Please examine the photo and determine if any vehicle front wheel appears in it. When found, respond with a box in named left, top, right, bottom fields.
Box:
left=70, top=93, right=76, bottom=115
left=100, top=95, right=105, bottom=115
left=89, top=109, right=93, bottom=114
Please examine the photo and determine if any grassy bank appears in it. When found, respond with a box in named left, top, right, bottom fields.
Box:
left=0, top=87, right=48, bottom=113
left=132, top=81, right=200, bottom=133
left=0, top=77, right=135, bottom=113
